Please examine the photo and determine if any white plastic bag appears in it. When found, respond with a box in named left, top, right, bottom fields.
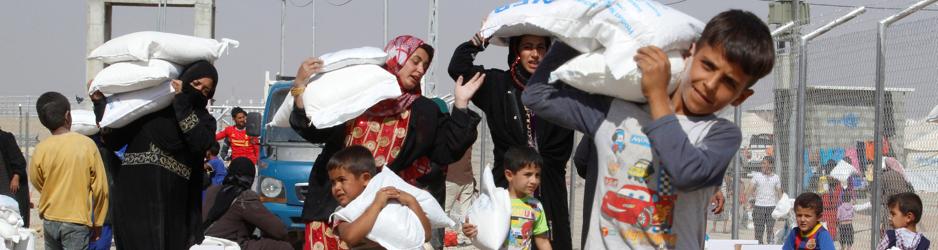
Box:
left=550, top=50, right=684, bottom=102
left=831, top=160, right=856, bottom=184
left=303, top=64, right=401, bottom=128
left=332, top=169, right=455, bottom=250
left=90, top=59, right=182, bottom=95
left=190, top=236, right=241, bottom=250
left=88, top=31, right=239, bottom=65
left=99, top=81, right=174, bottom=128
left=771, top=193, right=795, bottom=220
left=464, top=165, right=511, bottom=250
left=481, top=0, right=704, bottom=79
left=70, top=109, right=100, bottom=136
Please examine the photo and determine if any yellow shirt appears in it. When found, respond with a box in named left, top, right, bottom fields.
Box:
left=28, top=132, right=109, bottom=227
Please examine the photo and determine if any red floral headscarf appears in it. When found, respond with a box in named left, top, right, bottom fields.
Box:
left=364, top=35, right=427, bottom=117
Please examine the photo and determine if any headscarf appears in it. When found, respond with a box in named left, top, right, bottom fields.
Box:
left=507, top=36, right=551, bottom=90
left=883, top=156, right=907, bottom=179
left=364, top=35, right=428, bottom=117
left=203, top=157, right=255, bottom=229
left=178, top=60, right=219, bottom=108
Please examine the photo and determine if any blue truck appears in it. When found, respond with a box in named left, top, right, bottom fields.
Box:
left=256, top=77, right=320, bottom=235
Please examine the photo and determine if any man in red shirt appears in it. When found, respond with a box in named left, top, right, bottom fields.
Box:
left=216, top=107, right=259, bottom=164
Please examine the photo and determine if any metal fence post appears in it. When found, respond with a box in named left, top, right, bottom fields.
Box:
left=872, top=1, right=938, bottom=246
left=796, top=7, right=866, bottom=197
left=732, top=106, right=741, bottom=239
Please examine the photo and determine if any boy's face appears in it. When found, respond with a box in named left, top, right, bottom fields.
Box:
left=328, top=168, right=371, bottom=207
left=678, top=43, right=755, bottom=116
left=794, top=206, right=820, bottom=232
left=505, top=165, right=541, bottom=197
left=889, top=205, right=914, bottom=229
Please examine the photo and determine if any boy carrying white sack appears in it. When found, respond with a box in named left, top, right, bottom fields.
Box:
left=521, top=10, right=776, bottom=249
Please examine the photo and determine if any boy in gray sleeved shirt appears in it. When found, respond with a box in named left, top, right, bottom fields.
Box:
left=521, top=10, right=775, bottom=249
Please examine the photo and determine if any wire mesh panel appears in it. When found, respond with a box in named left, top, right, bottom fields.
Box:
left=880, top=16, right=938, bottom=247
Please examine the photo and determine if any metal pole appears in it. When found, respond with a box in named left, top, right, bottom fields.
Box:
left=795, top=6, right=866, bottom=196
left=731, top=106, right=741, bottom=239
left=424, top=0, right=439, bottom=96
left=771, top=21, right=796, bottom=37
left=24, top=97, right=30, bottom=160
left=872, top=1, right=938, bottom=246
left=383, top=0, right=388, bottom=42
left=280, top=0, right=286, bottom=76
left=311, top=0, right=316, bottom=56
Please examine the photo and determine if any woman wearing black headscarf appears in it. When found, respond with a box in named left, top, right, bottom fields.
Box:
left=92, top=60, right=220, bottom=249
left=448, top=29, right=575, bottom=249
left=203, top=157, right=291, bottom=250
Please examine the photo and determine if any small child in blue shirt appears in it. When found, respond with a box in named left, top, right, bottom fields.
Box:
left=206, top=141, right=227, bottom=186
left=783, top=192, right=836, bottom=250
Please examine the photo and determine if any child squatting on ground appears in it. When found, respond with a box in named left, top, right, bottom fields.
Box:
left=783, top=192, right=836, bottom=250
left=327, top=145, right=431, bottom=249
left=877, top=192, right=930, bottom=250
left=463, top=147, right=552, bottom=250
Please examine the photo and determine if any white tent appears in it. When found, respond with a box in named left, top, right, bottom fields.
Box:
left=903, top=120, right=938, bottom=192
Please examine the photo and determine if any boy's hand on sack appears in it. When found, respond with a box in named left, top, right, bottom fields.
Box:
left=461, top=218, right=478, bottom=238
left=295, top=58, right=325, bottom=87
left=373, top=186, right=402, bottom=209
left=471, top=16, right=490, bottom=47
left=396, top=190, right=419, bottom=207
left=635, top=46, right=672, bottom=99
left=454, top=72, right=486, bottom=109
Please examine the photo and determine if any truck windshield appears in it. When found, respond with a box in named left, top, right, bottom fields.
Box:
left=266, top=88, right=308, bottom=143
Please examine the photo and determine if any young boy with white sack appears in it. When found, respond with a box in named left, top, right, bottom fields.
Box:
left=521, top=10, right=775, bottom=249
left=327, top=145, right=431, bottom=249
left=462, top=147, right=552, bottom=250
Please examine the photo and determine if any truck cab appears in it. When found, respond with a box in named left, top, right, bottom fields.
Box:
left=257, top=76, right=320, bottom=232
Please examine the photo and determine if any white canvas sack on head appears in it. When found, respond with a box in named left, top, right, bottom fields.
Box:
left=88, top=31, right=239, bottom=65
left=332, top=169, right=455, bottom=250
left=303, top=64, right=401, bottom=128
left=464, top=164, right=511, bottom=250
left=317, top=47, right=388, bottom=74
left=550, top=49, right=684, bottom=102
left=70, top=109, right=100, bottom=136
left=481, top=0, right=703, bottom=79
left=90, top=59, right=183, bottom=95
left=99, top=81, right=175, bottom=128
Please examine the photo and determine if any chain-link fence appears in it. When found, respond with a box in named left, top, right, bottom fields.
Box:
left=702, top=9, right=938, bottom=250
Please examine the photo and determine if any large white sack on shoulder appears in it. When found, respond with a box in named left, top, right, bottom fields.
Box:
left=70, top=109, right=100, bottom=136
left=88, top=31, right=239, bottom=65
left=465, top=164, right=511, bottom=250
left=481, top=0, right=596, bottom=48
left=586, top=0, right=704, bottom=79
left=550, top=50, right=683, bottom=102
left=267, top=93, right=294, bottom=128
left=831, top=160, right=856, bottom=184
left=90, top=59, right=182, bottom=95
left=99, top=81, right=174, bottom=128
left=332, top=169, right=454, bottom=250
left=318, top=47, right=388, bottom=73
left=303, top=64, right=401, bottom=128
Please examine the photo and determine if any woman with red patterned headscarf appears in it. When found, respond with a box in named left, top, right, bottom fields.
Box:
left=288, top=35, right=485, bottom=249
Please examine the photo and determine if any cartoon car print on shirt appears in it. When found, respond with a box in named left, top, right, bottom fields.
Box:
left=601, top=184, right=675, bottom=232
left=626, top=159, right=652, bottom=182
